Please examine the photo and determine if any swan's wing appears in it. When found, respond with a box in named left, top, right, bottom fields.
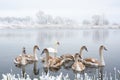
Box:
left=61, top=54, right=73, bottom=59
left=78, top=62, right=85, bottom=70
left=84, top=58, right=98, bottom=63
left=72, top=62, right=85, bottom=71
left=47, top=47, right=57, bottom=53
left=25, top=54, right=33, bottom=58
left=72, top=62, right=76, bottom=70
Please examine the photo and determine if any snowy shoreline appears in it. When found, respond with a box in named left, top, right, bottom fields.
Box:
left=0, top=24, right=120, bottom=29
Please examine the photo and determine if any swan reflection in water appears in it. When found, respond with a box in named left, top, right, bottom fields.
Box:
left=33, top=62, right=39, bottom=75
left=15, top=65, right=27, bottom=78
left=98, top=67, right=104, bottom=80
left=15, top=61, right=40, bottom=78
left=73, top=67, right=104, bottom=80
left=21, top=65, right=27, bottom=78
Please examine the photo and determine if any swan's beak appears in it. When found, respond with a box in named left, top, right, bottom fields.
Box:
left=41, top=50, right=44, bottom=55
left=104, top=47, right=107, bottom=51
left=85, top=48, right=88, bottom=52
left=37, top=47, right=40, bottom=51
left=57, top=42, right=60, bottom=45
left=79, top=55, right=82, bottom=59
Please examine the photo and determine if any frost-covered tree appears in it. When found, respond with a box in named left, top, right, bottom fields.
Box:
left=92, top=15, right=100, bottom=25
left=82, top=20, right=90, bottom=25
left=92, top=15, right=109, bottom=25
left=36, top=11, right=47, bottom=24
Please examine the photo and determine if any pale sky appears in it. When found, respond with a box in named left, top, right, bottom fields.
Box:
left=0, top=0, right=120, bottom=23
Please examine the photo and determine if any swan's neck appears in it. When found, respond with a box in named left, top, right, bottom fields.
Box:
left=45, top=51, right=49, bottom=65
left=75, top=57, right=79, bottom=62
left=54, top=44, right=58, bottom=57
left=99, top=49, right=105, bottom=66
left=79, top=49, right=83, bottom=58
left=21, top=56, right=26, bottom=65
left=33, top=48, right=38, bottom=60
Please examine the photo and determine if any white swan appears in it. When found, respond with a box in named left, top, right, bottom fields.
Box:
left=47, top=41, right=60, bottom=57
left=83, top=45, right=107, bottom=67
left=41, top=48, right=63, bottom=69
left=40, top=41, right=60, bottom=62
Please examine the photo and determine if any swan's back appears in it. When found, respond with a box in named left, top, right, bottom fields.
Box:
left=83, top=58, right=101, bottom=67
left=47, top=47, right=57, bottom=53
left=72, top=61, right=85, bottom=72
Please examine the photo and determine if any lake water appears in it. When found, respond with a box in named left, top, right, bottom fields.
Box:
left=0, top=28, right=120, bottom=79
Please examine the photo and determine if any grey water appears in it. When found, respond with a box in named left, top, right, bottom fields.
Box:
left=0, top=28, right=120, bottom=79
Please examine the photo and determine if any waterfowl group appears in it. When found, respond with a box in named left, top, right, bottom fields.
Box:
left=25, top=45, right=40, bottom=62
left=14, top=43, right=107, bottom=73
left=40, top=41, right=60, bottom=62
left=14, top=45, right=40, bottom=66
left=83, top=45, right=107, bottom=67
left=41, top=48, right=63, bottom=69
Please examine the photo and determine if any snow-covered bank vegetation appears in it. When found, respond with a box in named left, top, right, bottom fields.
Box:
left=0, top=10, right=76, bottom=29
left=0, top=11, right=120, bottom=29
left=2, top=68, right=120, bottom=80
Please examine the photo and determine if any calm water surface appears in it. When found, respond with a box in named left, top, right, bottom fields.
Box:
left=0, top=28, right=120, bottom=79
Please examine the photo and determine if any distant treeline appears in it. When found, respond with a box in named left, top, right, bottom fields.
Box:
left=0, top=11, right=75, bottom=25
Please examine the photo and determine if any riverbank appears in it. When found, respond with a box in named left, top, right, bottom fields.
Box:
left=0, top=24, right=120, bottom=29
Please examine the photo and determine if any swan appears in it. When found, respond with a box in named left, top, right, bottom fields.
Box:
left=14, top=47, right=28, bottom=66
left=41, top=48, right=63, bottom=69
left=26, top=45, right=40, bottom=62
left=72, top=53, right=85, bottom=72
left=60, top=46, right=88, bottom=63
left=47, top=41, right=60, bottom=57
left=83, top=45, right=107, bottom=67
left=40, top=41, right=60, bottom=62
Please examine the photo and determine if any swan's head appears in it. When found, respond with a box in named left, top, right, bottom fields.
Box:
left=34, top=45, right=40, bottom=50
left=100, top=45, right=107, bottom=51
left=22, top=47, right=26, bottom=54
left=81, top=46, right=88, bottom=52
left=41, top=48, right=49, bottom=55
left=74, top=53, right=82, bottom=60
left=55, top=41, right=60, bottom=45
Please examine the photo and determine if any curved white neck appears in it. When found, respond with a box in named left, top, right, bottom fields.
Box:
left=54, top=44, right=58, bottom=50
left=45, top=51, right=49, bottom=65
left=54, top=44, right=58, bottom=57
left=99, top=49, right=105, bottom=66
left=75, top=56, right=79, bottom=62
